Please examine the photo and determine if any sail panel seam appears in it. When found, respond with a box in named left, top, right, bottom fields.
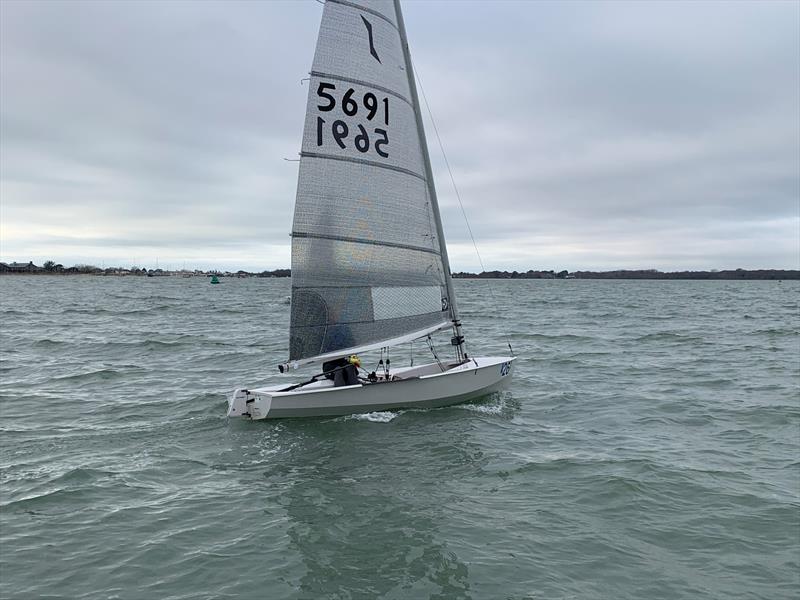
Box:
left=310, top=71, right=411, bottom=106
left=290, top=311, right=445, bottom=328
left=300, top=151, right=426, bottom=181
left=292, top=231, right=440, bottom=255
left=325, top=0, right=398, bottom=30
left=292, top=285, right=440, bottom=289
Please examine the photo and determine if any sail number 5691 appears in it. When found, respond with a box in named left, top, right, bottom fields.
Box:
left=317, top=83, right=388, bottom=124
left=316, top=118, right=388, bottom=157
left=315, top=82, right=390, bottom=158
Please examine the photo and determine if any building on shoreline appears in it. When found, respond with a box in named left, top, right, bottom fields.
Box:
left=0, top=261, right=44, bottom=273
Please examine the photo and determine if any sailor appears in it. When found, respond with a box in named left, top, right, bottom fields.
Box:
left=340, top=355, right=361, bottom=386
left=323, top=355, right=361, bottom=387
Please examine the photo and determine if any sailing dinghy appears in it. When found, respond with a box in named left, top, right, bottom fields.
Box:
left=228, top=0, right=514, bottom=419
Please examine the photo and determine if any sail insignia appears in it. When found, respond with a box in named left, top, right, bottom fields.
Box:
left=361, top=16, right=381, bottom=63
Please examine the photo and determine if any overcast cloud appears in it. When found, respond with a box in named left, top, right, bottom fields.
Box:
left=1, top=0, right=798, bottom=271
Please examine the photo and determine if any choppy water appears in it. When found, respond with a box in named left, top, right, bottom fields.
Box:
left=0, top=276, right=798, bottom=599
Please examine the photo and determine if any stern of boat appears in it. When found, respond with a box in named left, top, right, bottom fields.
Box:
left=227, top=388, right=272, bottom=420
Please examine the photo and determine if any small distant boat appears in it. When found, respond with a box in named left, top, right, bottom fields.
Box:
left=227, top=0, right=514, bottom=420
left=210, top=275, right=220, bottom=284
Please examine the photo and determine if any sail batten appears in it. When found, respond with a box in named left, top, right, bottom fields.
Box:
left=299, top=152, right=426, bottom=181
left=291, top=232, right=441, bottom=256
left=287, top=0, right=456, bottom=364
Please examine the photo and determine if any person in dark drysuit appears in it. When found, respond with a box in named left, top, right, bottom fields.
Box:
left=322, top=355, right=361, bottom=386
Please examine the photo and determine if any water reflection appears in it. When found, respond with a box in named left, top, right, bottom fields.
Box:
left=265, top=414, right=483, bottom=598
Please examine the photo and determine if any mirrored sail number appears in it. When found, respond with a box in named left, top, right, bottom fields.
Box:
left=316, top=82, right=389, bottom=158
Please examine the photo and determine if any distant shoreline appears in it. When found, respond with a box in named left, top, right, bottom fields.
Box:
left=452, top=269, right=800, bottom=280
left=1, top=262, right=797, bottom=280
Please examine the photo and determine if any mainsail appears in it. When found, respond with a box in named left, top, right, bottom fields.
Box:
left=287, top=0, right=460, bottom=368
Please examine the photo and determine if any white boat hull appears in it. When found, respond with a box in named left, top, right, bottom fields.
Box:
left=228, top=356, right=515, bottom=420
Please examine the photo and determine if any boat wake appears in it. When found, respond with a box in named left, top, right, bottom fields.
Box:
left=456, top=394, right=510, bottom=415
left=342, top=411, right=402, bottom=423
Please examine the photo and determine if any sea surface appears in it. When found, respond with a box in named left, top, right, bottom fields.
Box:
left=0, top=276, right=798, bottom=600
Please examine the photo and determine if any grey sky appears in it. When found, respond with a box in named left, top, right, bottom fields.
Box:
left=1, top=0, right=798, bottom=271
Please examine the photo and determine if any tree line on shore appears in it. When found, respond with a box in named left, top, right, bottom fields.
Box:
left=2, top=261, right=797, bottom=280
left=0, top=261, right=291, bottom=277
left=452, top=269, right=799, bottom=280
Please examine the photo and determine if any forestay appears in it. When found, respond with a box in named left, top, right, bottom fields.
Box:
left=288, top=0, right=454, bottom=366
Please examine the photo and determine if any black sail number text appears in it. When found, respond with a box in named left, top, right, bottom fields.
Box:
left=374, top=128, right=388, bottom=158
left=354, top=124, right=369, bottom=152
left=316, top=83, right=336, bottom=112
left=317, top=118, right=389, bottom=158
left=316, top=82, right=389, bottom=125
left=342, top=89, right=358, bottom=116
left=314, top=81, right=390, bottom=158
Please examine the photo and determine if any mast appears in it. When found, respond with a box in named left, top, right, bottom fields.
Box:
left=393, top=0, right=466, bottom=360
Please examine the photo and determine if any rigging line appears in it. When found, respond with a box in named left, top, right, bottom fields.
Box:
left=412, top=63, right=515, bottom=356
left=374, top=347, right=384, bottom=375
left=427, top=336, right=444, bottom=372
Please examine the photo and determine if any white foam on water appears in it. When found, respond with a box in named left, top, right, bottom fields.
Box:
left=457, top=398, right=507, bottom=415
left=346, top=411, right=400, bottom=423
